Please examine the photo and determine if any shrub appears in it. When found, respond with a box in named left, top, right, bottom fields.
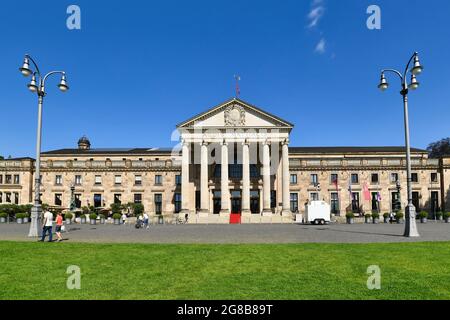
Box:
left=110, top=203, right=122, bottom=215
left=364, top=213, right=371, bottom=218
left=99, top=214, right=106, bottom=219
left=82, top=206, right=90, bottom=215
left=418, top=211, right=428, bottom=219
left=89, top=213, right=97, bottom=220
left=444, top=212, right=450, bottom=218
left=346, top=212, right=354, bottom=219
left=383, top=212, right=389, bottom=218
left=395, top=211, right=404, bottom=220
left=436, top=212, right=443, bottom=218
left=112, top=213, right=122, bottom=220
left=133, top=203, right=144, bottom=216
left=65, top=212, right=73, bottom=219
left=0, top=212, right=7, bottom=218
left=372, top=212, right=380, bottom=219
left=15, top=213, right=28, bottom=219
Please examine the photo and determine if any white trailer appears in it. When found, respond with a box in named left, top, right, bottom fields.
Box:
left=304, top=200, right=331, bottom=225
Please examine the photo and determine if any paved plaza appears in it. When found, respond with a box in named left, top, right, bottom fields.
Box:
left=0, top=222, right=449, bottom=244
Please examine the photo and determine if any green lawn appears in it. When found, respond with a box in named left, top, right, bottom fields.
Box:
left=1, top=241, right=450, bottom=300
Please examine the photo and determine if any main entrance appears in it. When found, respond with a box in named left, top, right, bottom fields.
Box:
left=231, top=190, right=241, bottom=214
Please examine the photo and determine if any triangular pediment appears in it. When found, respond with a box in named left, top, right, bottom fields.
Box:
left=176, top=98, right=294, bottom=129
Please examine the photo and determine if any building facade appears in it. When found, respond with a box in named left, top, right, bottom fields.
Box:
left=1, top=98, right=449, bottom=223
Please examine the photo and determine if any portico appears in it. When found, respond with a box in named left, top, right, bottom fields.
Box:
left=177, top=98, right=294, bottom=219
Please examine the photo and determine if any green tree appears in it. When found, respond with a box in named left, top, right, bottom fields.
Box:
left=427, top=137, right=450, bottom=158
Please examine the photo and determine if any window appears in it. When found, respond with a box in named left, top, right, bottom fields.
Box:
left=55, top=175, right=62, bottom=185
left=250, top=190, right=260, bottom=214
left=155, top=175, right=162, bottom=185
left=134, top=175, right=142, bottom=185
left=371, top=173, right=379, bottom=184
left=114, top=175, right=122, bottom=185
left=94, top=175, right=102, bottom=185
left=411, top=173, right=418, bottom=183
left=5, top=175, right=12, bottom=184
left=330, top=174, right=338, bottom=185
left=431, top=173, right=438, bottom=183
left=371, top=192, right=379, bottom=211
left=55, top=193, right=62, bottom=206
left=0, top=175, right=2, bottom=184
left=93, top=194, right=102, bottom=207
left=175, top=175, right=181, bottom=185
left=0, top=192, right=2, bottom=203
left=270, top=190, right=276, bottom=209
left=390, top=173, right=399, bottom=183
left=351, top=192, right=360, bottom=213
left=290, top=193, right=298, bottom=212
left=5, top=192, right=11, bottom=203
left=310, top=174, right=319, bottom=186
left=75, top=175, right=82, bottom=185
left=74, top=194, right=81, bottom=208
left=13, top=192, right=19, bottom=205
left=391, top=192, right=400, bottom=211
left=213, top=191, right=221, bottom=214
left=290, top=174, right=297, bottom=185
left=351, top=174, right=359, bottom=184
left=431, top=191, right=439, bottom=213
left=114, top=194, right=122, bottom=204
left=174, top=193, right=182, bottom=213
left=330, top=192, right=339, bottom=214
left=310, top=192, right=319, bottom=201
left=154, top=194, right=162, bottom=214
left=412, top=192, right=420, bottom=211
left=134, top=193, right=142, bottom=204
left=13, top=175, right=20, bottom=184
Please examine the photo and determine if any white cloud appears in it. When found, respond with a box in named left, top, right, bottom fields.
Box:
left=307, top=4, right=325, bottom=28
left=315, top=38, right=326, bottom=54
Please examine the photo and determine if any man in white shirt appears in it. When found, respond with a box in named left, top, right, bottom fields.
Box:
left=39, top=211, right=54, bottom=242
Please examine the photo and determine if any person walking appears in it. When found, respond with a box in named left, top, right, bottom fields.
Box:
left=121, top=213, right=127, bottom=225
left=40, top=210, right=54, bottom=242
left=55, top=212, right=64, bottom=242
left=143, top=212, right=149, bottom=229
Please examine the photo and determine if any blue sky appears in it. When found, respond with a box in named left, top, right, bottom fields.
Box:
left=1, top=0, right=449, bottom=158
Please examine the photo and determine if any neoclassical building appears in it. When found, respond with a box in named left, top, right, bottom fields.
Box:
left=1, top=98, right=449, bottom=223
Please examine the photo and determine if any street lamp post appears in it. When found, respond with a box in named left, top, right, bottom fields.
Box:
left=19, top=54, right=69, bottom=238
left=378, top=52, right=423, bottom=237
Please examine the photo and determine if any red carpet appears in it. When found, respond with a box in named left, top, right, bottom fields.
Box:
left=230, top=213, right=241, bottom=224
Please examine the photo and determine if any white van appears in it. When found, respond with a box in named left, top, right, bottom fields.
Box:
left=304, top=201, right=331, bottom=225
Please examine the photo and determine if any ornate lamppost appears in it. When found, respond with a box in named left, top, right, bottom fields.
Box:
left=378, top=52, right=423, bottom=237
left=19, top=54, right=69, bottom=237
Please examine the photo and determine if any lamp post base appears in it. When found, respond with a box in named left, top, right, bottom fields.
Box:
left=28, top=204, right=42, bottom=238
left=404, top=204, right=420, bottom=237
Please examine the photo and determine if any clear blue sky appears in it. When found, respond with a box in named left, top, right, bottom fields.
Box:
left=1, top=0, right=449, bottom=158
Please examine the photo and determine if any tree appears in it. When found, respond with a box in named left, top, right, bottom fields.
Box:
left=0, top=155, right=3, bottom=160
left=427, top=138, right=450, bottom=158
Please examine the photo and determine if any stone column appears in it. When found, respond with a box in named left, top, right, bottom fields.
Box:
left=281, top=139, right=291, bottom=216
left=262, top=140, right=272, bottom=215
left=181, top=141, right=190, bottom=214
left=242, top=140, right=251, bottom=215
left=220, top=140, right=230, bottom=215
left=199, top=141, right=209, bottom=216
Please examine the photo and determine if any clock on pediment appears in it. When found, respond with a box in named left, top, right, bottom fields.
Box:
left=224, top=104, right=245, bottom=126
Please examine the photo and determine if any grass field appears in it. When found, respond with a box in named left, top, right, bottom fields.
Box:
left=1, top=241, right=450, bottom=300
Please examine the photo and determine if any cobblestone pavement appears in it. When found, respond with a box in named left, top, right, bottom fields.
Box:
left=1, top=221, right=449, bottom=244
